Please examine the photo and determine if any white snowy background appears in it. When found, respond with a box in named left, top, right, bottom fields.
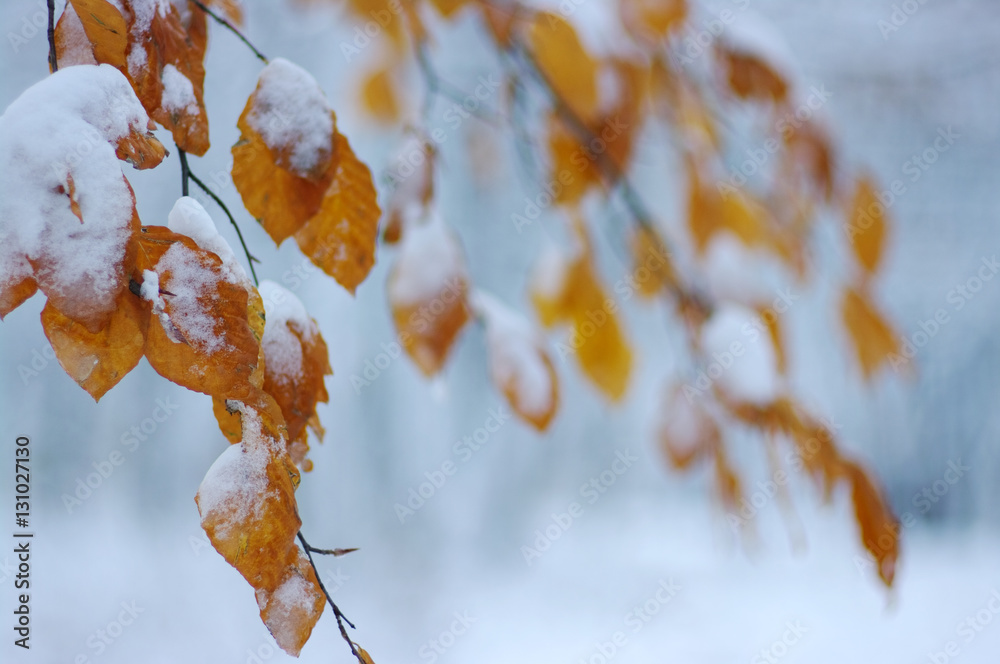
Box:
left=2, top=0, right=1000, bottom=662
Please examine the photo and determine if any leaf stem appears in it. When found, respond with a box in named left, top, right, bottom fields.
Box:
left=178, top=148, right=190, bottom=197
left=186, top=168, right=261, bottom=287
left=190, top=0, right=269, bottom=64
left=47, top=0, right=57, bottom=72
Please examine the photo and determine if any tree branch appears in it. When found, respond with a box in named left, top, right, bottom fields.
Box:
left=190, top=0, right=269, bottom=64
left=414, top=39, right=502, bottom=126
left=297, top=531, right=366, bottom=664
left=47, top=0, right=57, bottom=72
left=186, top=169, right=261, bottom=287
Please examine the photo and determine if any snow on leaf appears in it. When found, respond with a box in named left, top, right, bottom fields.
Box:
left=620, top=0, right=686, bottom=39
left=847, top=176, right=888, bottom=275
left=656, top=385, right=719, bottom=469
left=701, top=303, right=780, bottom=406
left=473, top=290, right=559, bottom=431
left=258, top=281, right=332, bottom=466
left=528, top=12, right=600, bottom=123
left=256, top=548, right=327, bottom=656
left=841, top=285, right=899, bottom=380
left=381, top=134, right=435, bottom=245
left=137, top=227, right=260, bottom=399
left=233, top=60, right=380, bottom=294
left=41, top=290, right=149, bottom=401
left=0, top=65, right=160, bottom=330
left=387, top=213, right=471, bottom=376
left=530, top=243, right=632, bottom=402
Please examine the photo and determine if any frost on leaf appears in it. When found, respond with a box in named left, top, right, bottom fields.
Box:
left=473, top=291, right=559, bottom=431
left=530, top=242, right=633, bottom=401
left=0, top=65, right=163, bottom=329
left=258, top=281, right=332, bottom=468
left=841, top=286, right=898, bottom=380
left=56, top=0, right=211, bottom=154
left=387, top=214, right=471, bottom=376
left=232, top=59, right=380, bottom=294
left=196, top=402, right=325, bottom=655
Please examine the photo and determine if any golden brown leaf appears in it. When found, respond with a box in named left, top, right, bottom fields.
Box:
left=65, top=0, right=128, bottom=70
left=429, top=0, right=468, bottom=18
left=0, top=275, right=37, bottom=320
left=845, top=461, right=899, bottom=586
left=41, top=290, right=149, bottom=401
left=361, top=65, right=401, bottom=123
left=841, top=286, right=898, bottom=380
left=621, top=0, right=687, bottom=39
left=387, top=215, right=471, bottom=376
left=293, top=132, right=381, bottom=295
left=719, top=47, right=788, bottom=103
left=256, top=548, right=327, bottom=656
left=137, top=227, right=260, bottom=399
left=631, top=227, right=677, bottom=298
left=528, top=12, right=600, bottom=122
left=847, top=176, right=887, bottom=275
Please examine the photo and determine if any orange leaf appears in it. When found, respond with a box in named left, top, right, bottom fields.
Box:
left=474, top=291, right=559, bottom=430
left=258, top=281, right=332, bottom=464
left=841, top=286, right=898, bottom=380
left=256, top=548, right=327, bottom=656
left=293, top=131, right=381, bottom=295
left=845, top=461, right=899, bottom=586
left=528, top=12, right=600, bottom=122
left=631, top=227, right=676, bottom=298
left=429, top=0, right=468, bottom=19
left=621, top=0, right=687, bottom=39
left=847, top=176, right=887, bottom=275
left=64, top=0, right=128, bottom=70
left=361, top=65, right=401, bottom=123
left=719, top=46, right=788, bottom=103
left=41, top=290, right=149, bottom=401
left=387, top=214, right=471, bottom=376
left=137, top=227, right=261, bottom=399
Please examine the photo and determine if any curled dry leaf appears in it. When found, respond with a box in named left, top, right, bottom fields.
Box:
left=232, top=59, right=380, bottom=294
left=474, top=291, right=559, bottom=430
left=387, top=214, right=471, bottom=376
left=530, top=243, right=633, bottom=401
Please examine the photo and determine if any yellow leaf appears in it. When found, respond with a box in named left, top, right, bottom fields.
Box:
left=621, top=0, right=687, bottom=39
left=530, top=244, right=633, bottom=401
left=64, top=0, right=128, bottom=71
left=841, top=286, right=898, bottom=380
left=361, top=65, right=401, bottom=123
left=528, top=12, right=600, bottom=122
left=848, top=176, right=887, bottom=274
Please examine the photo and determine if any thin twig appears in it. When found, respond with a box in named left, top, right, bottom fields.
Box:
left=178, top=148, right=190, bottom=197
left=303, top=545, right=359, bottom=557
left=47, top=0, right=57, bottom=72
left=297, top=531, right=365, bottom=664
left=187, top=170, right=261, bottom=286
left=414, top=39, right=501, bottom=125
left=190, top=0, right=268, bottom=64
